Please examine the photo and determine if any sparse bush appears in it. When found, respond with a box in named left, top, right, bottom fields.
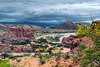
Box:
left=57, top=44, right=63, bottom=47
left=39, top=38, right=48, bottom=43
left=63, top=52, right=70, bottom=59
left=64, top=44, right=70, bottom=48
left=9, top=55, right=23, bottom=59
left=1, top=53, right=10, bottom=59
left=47, top=48, right=53, bottom=54
left=60, top=48, right=63, bottom=50
left=23, top=54, right=31, bottom=56
left=34, top=53, right=41, bottom=57
left=40, top=59, right=45, bottom=64
left=53, top=47, right=59, bottom=50
left=16, top=59, right=21, bottom=62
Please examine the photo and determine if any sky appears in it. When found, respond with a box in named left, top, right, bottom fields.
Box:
left=0, top=0, right=100, bottom=26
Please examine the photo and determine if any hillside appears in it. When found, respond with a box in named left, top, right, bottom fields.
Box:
left=55, top=21, right=77, bottom=29
left=75, top=22, right=90, bottom=26
left=0, top=23, right=43, bottom=31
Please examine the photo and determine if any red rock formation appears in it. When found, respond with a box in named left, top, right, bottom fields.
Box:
left=61, top=35, right=81, bottom=50
left=1, top=27, right=35, bottom=43
left=7, top=27, right=34, bottom=39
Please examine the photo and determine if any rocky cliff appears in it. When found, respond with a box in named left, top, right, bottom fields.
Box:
left=1, top=27, right=35, bottom=43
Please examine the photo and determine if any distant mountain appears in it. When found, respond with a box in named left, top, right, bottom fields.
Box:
left=0, top=23, right=43, bottom=31
left=55, top=21, right=77, bottom=29
left=0, top=22, right=59, bottom=27
left=75, top=22, right=90, bottom=26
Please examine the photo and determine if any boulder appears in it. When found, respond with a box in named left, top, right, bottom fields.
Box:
left=61, top=35, right=80, bottom=50
left=70, top=39, right=80, bottom=50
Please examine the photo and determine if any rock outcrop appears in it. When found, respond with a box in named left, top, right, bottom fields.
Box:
left=61, top=35, right=93, bottom=50
left=55, top=21, right=77, bottom=29
left=61, top=35, right=81, bottom=50
left=1, top=27, right=35, bottom=43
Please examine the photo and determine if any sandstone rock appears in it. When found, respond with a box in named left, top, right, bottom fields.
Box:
left=61, top=35, right=80, bottom=50
left=70, top=39, right=80, bottom=50
left=1, top=27, right=35, bottom=43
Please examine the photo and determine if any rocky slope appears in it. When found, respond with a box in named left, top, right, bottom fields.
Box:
left=55, top=21, right=77, bottom=29
left=0, top=23, right=43, bottom=31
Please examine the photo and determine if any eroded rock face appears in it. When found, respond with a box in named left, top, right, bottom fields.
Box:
left=61, top=35, right=80, bottom=50
left=1, top=27, right=35, bottom=43
left=7, top=27, right=34, bottom=38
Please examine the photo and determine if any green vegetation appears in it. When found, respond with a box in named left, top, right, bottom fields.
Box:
left=63, top=52, right=70, bottom=59
left=1, top=53, right=10, bottom=59
left=11, top=40, right=31, bottom=45
left=46, top=36, right=60, bottom=42
left=9, top=55, right=24, bottom=60
left=40, top=59, right=45, bottom=64
left=76, top=20, right=100, bottom=66
left=0, top=59, right=10, bottom=67
left=64, top=44, right=70, bottom=48
left=34, top=52, right=62, bottom=60
left=34, top=29, right=76, bottom=37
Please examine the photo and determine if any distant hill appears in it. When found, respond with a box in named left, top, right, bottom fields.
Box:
left=0, top=23, right=43, bottom=31
left=55, top=21, right=77, bottom=29
left=75, top=22, right=90, bottom=26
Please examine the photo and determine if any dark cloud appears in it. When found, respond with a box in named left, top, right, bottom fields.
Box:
left=0, top=0, right=100, bottom=24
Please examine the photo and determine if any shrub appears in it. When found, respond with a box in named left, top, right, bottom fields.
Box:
left=53, top=47, right=59, bottom=50
left=23, top=54, right=31, bottom=56
left=63, top=52, right=70, bottom=59
left=39, top=38, right=48, bottom=43
left=64, top=44, right=70, bottom=48
left=57, top=44, right=63, bottom=47
left=40, top=59, right=45, bottom=65
left=47, top=48, right=53, bottom=54
left=34, top=53, right=41, bottom=57
left=44, top=45, right=49, bottom=48
left=9, top=55, right=24, bottom=59
left=76, top=24, right=90, bottom=37
left=0, top=59, right=10, bottom=67
left=30, top=44, right=39, bottom=51
left=39, top=47, right=46, bottom=52
left=43, top=54, right=52, bottom=59
left=16, top=59, right=21, bottom=62
left=78, top=44, right=86, bottom=51
left=60, top=48, right=63, bottom=50
left=1, top=53, right=10, bottom=59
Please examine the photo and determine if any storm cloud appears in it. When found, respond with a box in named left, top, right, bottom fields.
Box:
left=0, top=0, right=100, bottom=24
